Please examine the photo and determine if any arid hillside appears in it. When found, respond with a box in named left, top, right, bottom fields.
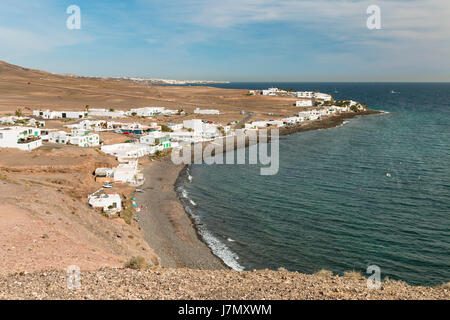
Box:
left=0, top=60, right=297, bottom=120
left=0, top=146, right=160, bottom=274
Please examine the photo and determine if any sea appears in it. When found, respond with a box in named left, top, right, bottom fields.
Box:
left=176, top=82, right=450, bottom=286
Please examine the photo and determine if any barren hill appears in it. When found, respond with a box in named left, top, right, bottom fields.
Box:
left=0, top=60, right=297, bottom=119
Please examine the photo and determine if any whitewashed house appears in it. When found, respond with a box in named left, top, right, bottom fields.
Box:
left=296, top=91, right=314, bottom=98
left=183, top=119, right=203, bottom=132
left=0, top=117, right=45, bottom=127
left=296, top=100, right=313, bottom=107
left=48, top=129, right=99, bottom=147
left=314, top=92, right=333, bottom=102
left=48, top=131, right=69, bottom=144
left=101, top=143, right=154, bottom=159
left=249, top=121, right=269, bottom=128
left=96, top=160, right=145, bottom=186
left=166, top=123, right=183, bottom=131
left=262, top=88, right=286, bottom=96
left=267, top=120, right=285, bottom=127
left=33, top=110, right=88, bottom=120
left=88, top=109, right=126, bottom=118
left=70, top=130, right=100, bottom=147
left=127, top=107, right=165, bottom=117
left=194, top=108, right=220, bottom=115
left=282, top=117, right=303, bottom=125
left=66, top=120, right=116, bottom=132
left=0, top=127, right=42, bottom=151
left=140, top=131, right=172, bottom=149
left=160, top=109, right=179, bottom=115
left=88, top=191, right=122, bottom=214
left=169, top=131, right=203, bottom=143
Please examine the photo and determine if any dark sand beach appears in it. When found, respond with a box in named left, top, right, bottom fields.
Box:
left=135, top=160, right=227, bottom=269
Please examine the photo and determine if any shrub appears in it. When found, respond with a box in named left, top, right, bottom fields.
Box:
left=120, top=198, right=134, bottom=225
left=343, top=270, right=364, bottom=279
left=314, top=269, right=334, bottom=278
left=160, top=124, right=173, bottom=132
left=350, top=105, right=359, bottom=113
left=124, top=256, right=148, bottom=270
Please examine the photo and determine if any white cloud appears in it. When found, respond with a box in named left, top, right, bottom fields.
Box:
left=0, top=26, right=93, bottom=59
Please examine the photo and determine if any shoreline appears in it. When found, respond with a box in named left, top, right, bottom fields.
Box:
left=137, top=109, right=382, bottom=270
left=135, top=159, right=227, bottom=269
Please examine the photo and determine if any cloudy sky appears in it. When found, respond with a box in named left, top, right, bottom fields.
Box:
left=0, top=0, right=449, bottom=81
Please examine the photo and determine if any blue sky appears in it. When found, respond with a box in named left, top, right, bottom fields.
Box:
left=0, top=0, right=449, bottom=81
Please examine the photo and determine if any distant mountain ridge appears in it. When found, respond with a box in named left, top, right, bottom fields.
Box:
left=0, top=60, right=229, bottom=84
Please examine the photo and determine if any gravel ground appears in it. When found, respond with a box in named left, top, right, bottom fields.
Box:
left=1, top=267, right=448, bottom=300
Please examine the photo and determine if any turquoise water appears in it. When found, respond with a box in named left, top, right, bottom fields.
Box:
left=179, top=83, right=450, bottom=286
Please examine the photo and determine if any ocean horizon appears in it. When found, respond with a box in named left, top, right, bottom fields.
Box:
left=177, top=82, right=450, bottom=286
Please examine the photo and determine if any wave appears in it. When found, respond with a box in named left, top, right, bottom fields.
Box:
left=175, top=167, right=244, bottom=271
left=186, top=167, right=193, bottom=182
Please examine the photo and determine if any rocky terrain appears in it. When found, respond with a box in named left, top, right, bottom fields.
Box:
left=1, top=267, right=448, bottom=300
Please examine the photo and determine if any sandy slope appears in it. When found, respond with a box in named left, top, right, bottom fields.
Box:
left=0, top=147, right=160, bottom=275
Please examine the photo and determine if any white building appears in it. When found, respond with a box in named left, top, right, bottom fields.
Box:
left=262, top=88, right=286, bottom=96
left=33, top=110, right=88, bottom=120
left=140, top=131, right=171, bottom=149
left=183, top=119, right=220, bottom=140
left=194, top=108, right=220, bottom=115
left=296, top=100, right=313, bottom=107
left=70, top=130, right=100, bottom=147
left=48, top=131, right=69, bottom=144
left=65, top=120, right=123, bottom=132
left=48, top=129, right=99, bottom=147
left=166, top=123, right=183, bottom=131
left=88, top=191, right=122, bottom=214
left=247, top=121, right=269, bottom=129
left=0, top=117, right=45, bottom=127
left=281, top=117, right=304, bottom=125
left=169, top=131, right=203, bottom=143
left=101, top=143, right=155, bottom=159
left=127, top=107, right=165, bottom=117
left=267, top=120, right=285, bottom=127
left=160, top=109, right=179, bottom=115
left=0, top=127, right=42, bottom=151
left=88, top=109, right=126, bottom=118
left=183, top=119, right=204, bottom=132
left=314, top=92, right=333, bottom=102
left=296, top=91, right=314, bottom=98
